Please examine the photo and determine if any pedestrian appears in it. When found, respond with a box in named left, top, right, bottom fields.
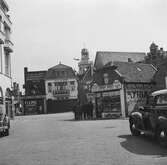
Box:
left=73, top=104, right=77, bottom=120
left=89, top=101, right=93, bottom=119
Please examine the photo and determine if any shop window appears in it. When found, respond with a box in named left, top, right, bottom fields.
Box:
left=71, top=86, right=75, bottom=91
left=70, top=81, right=75, bottom=85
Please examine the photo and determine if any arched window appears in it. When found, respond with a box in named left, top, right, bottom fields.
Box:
left=0, top=87, right=3, bottom=104
left=5, top=88, right=12, bottom=100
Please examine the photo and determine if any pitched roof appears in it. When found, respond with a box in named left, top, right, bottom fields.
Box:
left=94, top=51, right=146, bottom=69
left=105, top=61, right=157, bottom=83
left=45, top=63, right=76, bottom=80
left=48, top=63, right=72, bottom=70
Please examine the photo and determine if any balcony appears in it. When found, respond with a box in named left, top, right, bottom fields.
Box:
left=0, top=31, right=5, bottom=43
left=0, top=1, right=11, bottom=28
left=4, top=39, right=13, bottom=53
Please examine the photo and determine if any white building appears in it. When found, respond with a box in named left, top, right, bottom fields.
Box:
left=45, top=63, right=78, bottom=113
left=0, top=0, right=13, bottom=117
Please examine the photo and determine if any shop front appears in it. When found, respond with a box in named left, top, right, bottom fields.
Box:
left=125, top=83, right=154, bottom=115
left=23, top=96, right=46, bottom=115
left=92, top=80, right=123, bottom=119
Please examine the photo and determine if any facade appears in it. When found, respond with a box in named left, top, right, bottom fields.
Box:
left=92, top=61, right=156, bottom=118
left=45, top=63, right=78, bottom=113
left=0, top=0, right=13, bottom=117
left=23, top=67, right=47, bottom=115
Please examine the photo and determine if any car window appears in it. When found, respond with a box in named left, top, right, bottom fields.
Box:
left=157, top=94, right=167, bottom=105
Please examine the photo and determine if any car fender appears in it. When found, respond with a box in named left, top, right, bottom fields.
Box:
left=129, top=111, right=143, bottom=128
left=157, top=116, right=167, bottom=129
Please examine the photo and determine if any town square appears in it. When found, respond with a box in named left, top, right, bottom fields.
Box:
left=0, top=0, right=167, bottom=164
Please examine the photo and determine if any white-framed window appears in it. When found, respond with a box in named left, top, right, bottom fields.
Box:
left=5, top=52, right=10, bottom=76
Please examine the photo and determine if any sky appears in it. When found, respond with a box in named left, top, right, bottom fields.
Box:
left=6, top=0, right=167, bottom=88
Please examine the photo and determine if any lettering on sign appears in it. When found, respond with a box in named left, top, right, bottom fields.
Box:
left=25, top=100, right=37, bottom=106
left=91, top=80, right=121, bottom=92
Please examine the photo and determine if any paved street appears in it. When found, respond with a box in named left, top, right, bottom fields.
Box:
left=0, top=112, right=167, bottom=165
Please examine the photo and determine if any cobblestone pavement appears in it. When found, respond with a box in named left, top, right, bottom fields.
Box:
left=0, top=112, right=167, bottom=165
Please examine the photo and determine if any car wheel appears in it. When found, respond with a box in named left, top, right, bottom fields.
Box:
left=130, top=119, right=140, bottom=136
left=157, top=127, right=167, bottom=147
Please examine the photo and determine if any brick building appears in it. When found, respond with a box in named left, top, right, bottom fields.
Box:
left=92, top=52, right=156, bottom=118
left=23, top=67, right=47, bottom=115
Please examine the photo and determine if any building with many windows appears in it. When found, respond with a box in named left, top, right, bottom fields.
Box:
left=0, top=0, right=13, bottom=117
left=45, top=63, right=78, bottom=113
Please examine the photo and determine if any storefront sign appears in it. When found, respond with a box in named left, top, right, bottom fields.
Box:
left=92, top=80, right=122, bottom=92
left=25, top=100, right=37, bottom=106
left=102, top=91, right=120, bottom=97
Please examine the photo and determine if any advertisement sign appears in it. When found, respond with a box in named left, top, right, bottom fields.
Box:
left=91, top=80, right=122, bottom=92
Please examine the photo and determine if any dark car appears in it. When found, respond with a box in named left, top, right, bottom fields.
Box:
left=129, top=89, right=167, bottom=147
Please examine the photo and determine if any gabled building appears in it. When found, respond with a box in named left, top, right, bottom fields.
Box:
left=0, top=0, right=13, bottom=118
left=45, top=63, right=78, bottom=113
left=92, top=61, right=156, bottom=118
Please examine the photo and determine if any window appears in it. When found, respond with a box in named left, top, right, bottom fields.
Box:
left=5, top=52, right=10, bottom=76
left=70, top=81, right=75, bottom=85
left=48, top=83, right=52, bottom=93
left=103, top=73, right=109, bottom=84
left=0, top=16, right=2, bottom=32
left=71, top=86, right=75, bottom=91
left=157, top=94, right=167, bottom=105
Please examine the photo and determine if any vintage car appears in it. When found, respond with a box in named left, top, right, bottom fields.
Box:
left=129, top=89, right=167, bottom=146
left=0, top=114, right=10, bottom=136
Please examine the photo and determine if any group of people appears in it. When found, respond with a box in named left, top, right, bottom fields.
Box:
left=73, top=101, right=93, bottom=120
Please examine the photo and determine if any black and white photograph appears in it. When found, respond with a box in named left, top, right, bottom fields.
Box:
left=0, top=0, right=167, bottom=164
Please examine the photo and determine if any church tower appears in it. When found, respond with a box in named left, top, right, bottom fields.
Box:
left=78, top=48, right=93, bottom=75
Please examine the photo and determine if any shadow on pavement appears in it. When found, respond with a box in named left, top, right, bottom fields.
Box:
left=118, top=134, right=167, bottom=157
